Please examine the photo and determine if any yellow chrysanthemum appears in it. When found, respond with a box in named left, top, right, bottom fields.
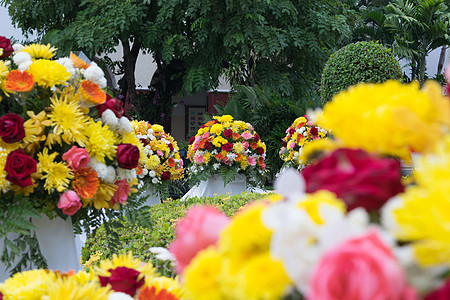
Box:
left=233, top=142, right=245, bottom=154
left=212, top=136, right=227, bottom=147
left=41, top=161, right=73, bottom=193
left=28, top=59, right=70, bottom=88
left=234, top=253, right=291, bottom=300
left=49, top=92, right=89, bottom=146
left=0, top=269, right=56, bottom=300
left=317, top=80, right=450, bottom=160
left=44, top=277, right=111, bottom=300
left=131, top=120, right=151, bottom=135
left=37, top=148, right=59, bottom=173
left=82, top=181, right=117, bottom=210
left=84, top=120, right=117, bottom=164
left=139, top=276, right=184, bottom=300
left=0, top=60, right=10, bottom=77
left=392, top=136, right=450, bottom=266
left=22, top=111, right=51, bottom=156
left=0, top=146, right=11, bottom=193
left=299, top=138, right=340, bottom=165
left=219, top=203, right=272, bottom=273
left=210, top=123, right=224, bottom=135
left=152, top=124, right=164, bottom=135
left=183, top=247, right=226, bottom=300
left=20, top=43, right=57, bottom=59
left=147, top=154, right=161, bottom=170
left=218, top=115, right=233, bottom=123
left=298, top=190, right=345, bottom=225
left=95, top=252, right=156, bottom=278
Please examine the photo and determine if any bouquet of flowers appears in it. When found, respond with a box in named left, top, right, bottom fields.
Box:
left=279, top=116, right=330, bottom=170
left=131, top=120, right=184, bottom=199
left=0, top=252, right=184, bottom=300
left=164, top=80, right=450, bottom=300
left=0, top=37, right=145, bottom=271
left=186, top=115, right=268, bottom=187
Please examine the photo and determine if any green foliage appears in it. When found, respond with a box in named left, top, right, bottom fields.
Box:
left=320, top=41, right=402, bottom=103
left=81, top=192, right=268, bottom=277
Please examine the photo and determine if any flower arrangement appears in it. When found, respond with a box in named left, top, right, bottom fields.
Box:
left=0, top=252, right=184, bottom=300
left=187, top=115, right=268, bottom=186
left=279, top=116, right=330, bottom=170
left=131, top=120, right=184, bottom=198
left=163, top=80, right=450, bottom=299
left=0, top=37, right=145, bottom=271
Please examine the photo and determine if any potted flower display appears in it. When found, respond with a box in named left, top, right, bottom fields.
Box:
left=183, top=115, right=268, bottom=199
left=131, top=120, right=184, bottom=205
left=0, top=37, right=144, bottom=278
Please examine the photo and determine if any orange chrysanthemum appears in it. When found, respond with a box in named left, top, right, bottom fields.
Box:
left=72, top=167, right=99, bottom=198
left=138, top=285, right=180, bottom=300
left=79, top=80, right=106, bottom=105
left=167, top=158, right=176, bottom=168
left=5, top=70, right=34, bottom=92
left=70, top=52, right=90, bottom=69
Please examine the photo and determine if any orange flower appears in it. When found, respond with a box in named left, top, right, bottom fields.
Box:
left=70, top=52, right=90, bottom=69
left=214, top=153, right=224, bottom=160
left=232, top=132, right=241, bottom=140
left=167, top=158, right=176, bottom=168
left=250, top=142, right=258, bottom=150
left=235, top=153, right=242, bottom=161
left=138, top=285, right=180, bottom=300
left=5, top=70, right=34, bottom=92
left=79, top=80, right=106, bottom=105
left=204, top=120, right=216, bottom=127
left=136, top=165, right=143, bottom=175
left=258, top=156, right=265, bottom=166
left=198, top=140, right=206, bottom=149
left=72, top=167, right=99, bottom=198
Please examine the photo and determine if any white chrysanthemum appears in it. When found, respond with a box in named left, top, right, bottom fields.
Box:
left=18, top=61, right=33, bottom=71
left=13, top=51, right=32, bottom=66
left=84, top=62, right=106, bottom=88
left=108, top=292, right=135, bottom=300
left=117, top=117, right=132, bottom=134
left=104, top=165, right=117, bottom=184
left=57, top=57, right=76, bottom=76
left=116, top=167, right=136, bottom=182
left=101, top=109, right=119, bottom=131
left=12, top=43, right=24, bottom=52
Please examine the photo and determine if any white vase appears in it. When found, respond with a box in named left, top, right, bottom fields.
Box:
left=140, top=185, right=161, bottom=206
left=181, top=174, right=247, bottom=201
left=0, top=215, right=80, bottom=282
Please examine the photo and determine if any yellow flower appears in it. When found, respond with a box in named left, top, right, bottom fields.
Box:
left=210, top=123, right=224, bottom=135
left=50, top=91, right=89, bottom=146
left=183, top=247, right=226, bottom=300
left=95, top=252, right=156, bottom=278
left=298, top=190, right=345, bottom=225
left=293, top=116, right=307, bottom=127
left=139, top=276, right=184, bottom=300
left=84, top=120, right=117, bottom=164
left=318, top=80, right=449, bottom=160
left=0, top=146, right=11, bottom=193
left=0, top=269, right=56, bottom=300
left=20, top=43, right=57, bottom=59
left=391, top=136, right=450, bottom=266
left=234, top=253, right=291, bottom=300
left=28, top=59, right=70, bottom=87
left=233, top=142, right=244, bottom=154
left=218, top=115, right=233, bottom=123
left=219, top=203, right=272, bottom=273
left=41, top=161, right=73, bottom=193
left=82, top=181, right=117, bottom=210
left=37, top=147, right=59, bottom=173
left=152, top=124, right=164, bottom=134
left=44, top=277, right=111, bottom=300
left=212, top=136, right=227, bottom=147
left=147, top=154, right=161, bottom=170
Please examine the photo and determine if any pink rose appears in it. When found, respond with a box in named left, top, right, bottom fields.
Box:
left=241, top=132, right=252, bottom=140
left=247, top=156, right=256, bottom=166
left=309, top=231, right=417, bottom=300
left=202, top=132, right=210, bottom=139
left=57, top=190, right=82, bottom=216
left=62, top=146, right=90, bottom=170
left=242, top=141, right=249, bottom=149
left=110, top=179, right=130, bottom=206
left=169, top=206, right=229, bottom=274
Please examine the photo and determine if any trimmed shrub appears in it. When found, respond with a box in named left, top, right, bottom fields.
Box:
left=81, top=192, right=268, bottom=277
left=320, top=41, right=402, bottom=104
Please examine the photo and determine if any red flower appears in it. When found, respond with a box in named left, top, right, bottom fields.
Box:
left=223, top=129, right=233, bottom=138
left=99, top=266, right=144, bottom=296
left=256, top=147, right=264, bottom=155
left=222, top=142, right=233, bottom=152
left=204, top=141, right=212, bottom=150
left=117, top=144, right=140, bottom=169
left=168, top=143, right=174, bottom=151
left=0, top=291, right=3, bottom=300
left=254, top=134, right=260, bottom=143
left=5, top=149, right=37, bottom=187
left=140, top=138, right=148, bottom=146
left=302, top=148, right=404, bottom=212
left=425, top=279, right=450, bottom=300
left=288, top=128, right=295, bottom=135
left=0, top=36, right=14, bottom=59
left=161, top=171, right=171, bottom=181
left=310, top=126, right=318, bottom=136
left=188, top=136, right=195, bottom=144
left=282, top=140, right=287, bottom=147
left=96, top=95, right=125, bottom=118
left=0, top=113, right=26, bottom=143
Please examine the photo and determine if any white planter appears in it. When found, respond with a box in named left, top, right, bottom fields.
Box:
left=0, top=215, right=80, bottom=282
left=140, top=185, right=161, bottom=206
left=181, top=174, right=247, bottom=201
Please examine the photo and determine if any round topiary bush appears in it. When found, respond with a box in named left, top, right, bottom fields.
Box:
left=320, top=41, right=402, bottom=103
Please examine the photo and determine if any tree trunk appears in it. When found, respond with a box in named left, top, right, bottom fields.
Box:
left=121, top=38, right=141, bottom=107
left=419, top=53, right=427, bottom=86
left=437, top=46, right=447, bottom=74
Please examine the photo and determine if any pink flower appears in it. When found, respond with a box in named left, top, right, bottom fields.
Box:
left=110, top=179, right=130, bottom=206
left=169, top=206, right=229, bottom=274
left=157, top=150, right=164, bottom=156
left=308, top=231, right=417, bottom=300
left=246, top=123, right=254, bottom=131
left=195, top=136, right=201, bottom=143
left=241, top=132, right=252, bottom=140
left=202, top=132, right=210, bottom=139
left=288, top=142, right=295, bottom=150
left=247, top=156, right=256, bottom=166
left=62, top=146, right=90, bottom=170
left=242, top=141, right=249, bottom=149
left=194, top=154, right=204, bottom=164
left=57, top=190, right=82, bottom=216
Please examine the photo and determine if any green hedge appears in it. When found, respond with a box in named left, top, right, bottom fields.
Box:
left=81, top=192, right=268, bottom=277
left=320, top=41, right=402, bottom=104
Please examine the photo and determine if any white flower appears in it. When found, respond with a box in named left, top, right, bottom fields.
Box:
left=211, top=149, right=218, bottom=155
left=12, top=43, right=23, bottom=52
left=57, top=57, right=76, bottom=76
left=104, top=166, right=117, bottom=184
left=84, top=62, right=106, bottom=88
left=213, top=163, right=221, bottom=170
left=88, top=158, right=109, bottom=180
left=108, top=292, right=134, bottom=300
left=226, top=153, right=237, bottom=161
left=101, top=109, right=119, bottom=131
left=116, top=167, right=136, bottom=182
left=149, top=247, right=175, bottom=261
left=147, top=128, right=154, bottom=135
left=118, top=117, right=133, bottom=134
left=13, top=52, right=32, bottom=66
left=149, top=170, right=156, bottom=177
left=18, top=61, right=33, bottom=71
left=152, top=178, right=159, bottom=184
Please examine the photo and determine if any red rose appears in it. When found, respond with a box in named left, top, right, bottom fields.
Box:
left=5, top=149, right=37, bottom=187
left=222, top=142, right=233, bottom=152
left=253, top=134, right=260, bottom=143
left=140, top=138, right=148, bottom=146
left=223, top=129, right=233, bottom=138
left=310, top=126, right=318, bottom=136
left=98, top=266, right=144, bottom=296
left=117, top=144, right=140, bottom=169
left=0, top=36, right=14, bottom=59
left=96, top=95, right=125, bottom=118
left=188, top=136, right=195, bottom=144
left=302, top=148, right=404, bottom=212
left=425, top=279, right=450, bottom=300
left=0, top=113, right=26, bottom=143
left=256, top=147, right=264, bottom=155
left=204, top=140, right=212, bottom=150
left=168, top=143, right=174, bottom=151
left=282, top=140, right=287, bottom=147
left=288, top=128, right=295, bottom=135
left=161, top=171, right=171, bottom=181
